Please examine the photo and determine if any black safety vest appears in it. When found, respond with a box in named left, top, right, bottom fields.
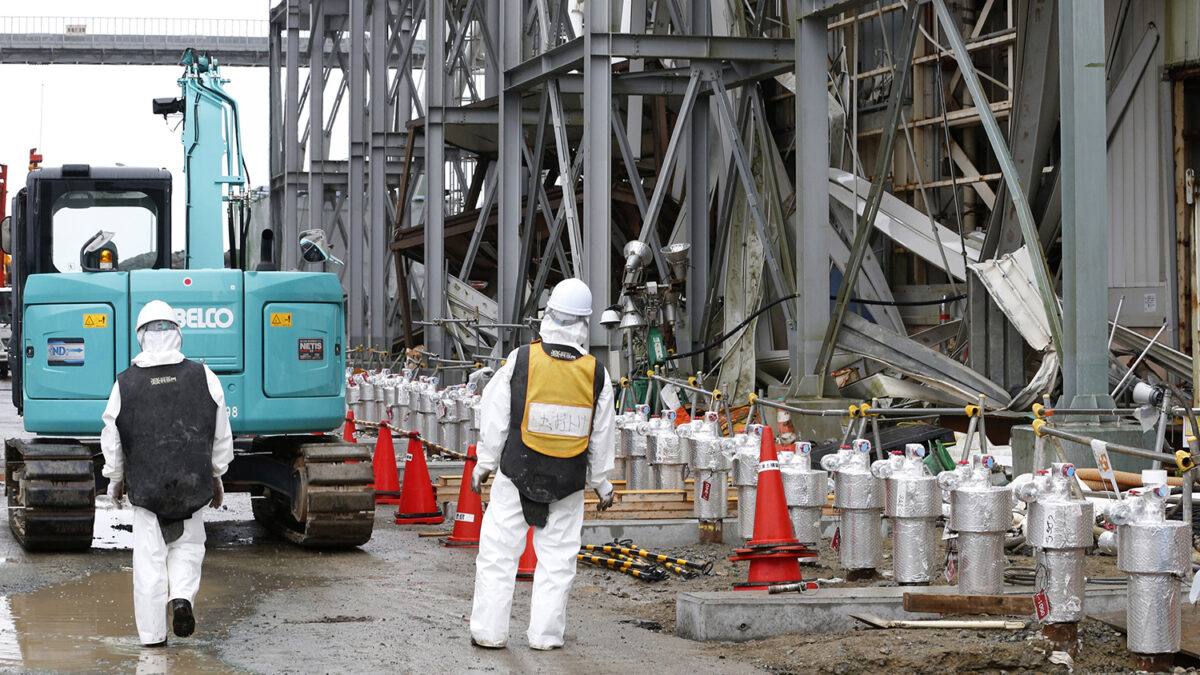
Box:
left=500, top=342, right=604, bottom=505
left=115, top=359, right=217, bottom=520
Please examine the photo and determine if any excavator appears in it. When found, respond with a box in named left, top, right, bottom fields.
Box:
left=2, top=50, right=374, bottom=550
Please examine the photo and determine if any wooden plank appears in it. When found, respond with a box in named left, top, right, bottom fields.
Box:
left=903, top=593, right=1034, bottom=617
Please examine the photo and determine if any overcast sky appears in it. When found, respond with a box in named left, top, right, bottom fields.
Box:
left=0, top=0, right=279, bottom=250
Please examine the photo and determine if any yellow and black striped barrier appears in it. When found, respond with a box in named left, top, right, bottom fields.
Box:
left=582, top=544, right=714, bottom=575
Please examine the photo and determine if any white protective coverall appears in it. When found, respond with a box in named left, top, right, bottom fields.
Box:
left=100, top=327, right=234, bottom=646
left=469, top=314, right=616, bottom=649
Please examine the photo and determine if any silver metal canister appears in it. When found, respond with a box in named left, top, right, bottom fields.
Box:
left=690, top=412, right=729, bottom=521
left=626, top=405, right=652, bottom=490
left=395, top=373, right=415, bottom=432
left=940, top=453, right=1011, bottom=595
left=615, top=407, right=647, bottom=486
left=436, top=388, right=461, bottom=453
left=779, top=442, right=827, bottom=546
left=1114, top=482, right=1190, bottom=656
left=347, top=381, right=362, bottom=424
left=730, top=429, right=762, bottom=540
left=457, top=388, right=478, bottom=451
left=823, top=439, right=883, bottom=572
left=873, top=443, right=940, bottom=584
left=1017, top=463, right=1094, bottom=624
left=415, top=377, right=439, bottom=442
left=645, top=410, right=681, bottom=489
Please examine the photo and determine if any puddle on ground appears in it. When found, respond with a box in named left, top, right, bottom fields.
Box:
left=0, top=547, right=304, bottom=673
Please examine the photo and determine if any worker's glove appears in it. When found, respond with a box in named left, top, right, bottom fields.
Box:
left=210, top=477, right=224, bottom=509
left=107, top=479, right=125, bottom=509
left=471, top=466, right=491, bottom=495
left=595, top=481, right=615, bottom=512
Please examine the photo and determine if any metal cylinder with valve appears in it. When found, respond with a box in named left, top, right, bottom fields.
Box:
left=1016, top=463, right=1094, bottom=627
left=689, top=412, right=730, bottom=535
left=730, top=427, right=762, bottom=540
left=436, top=387, right=462, bottom=454
left=779, top=441, right=827, bottom=546
left=415, top=377, right=439, bottom=442
left=873, top=443, right=940, bottom=584
left=822, top=439, right=883, bottom=574
left=646, top=409, right=682, bottom=489
left=939, top=453, right=1011, bottom=594
left=1112, top=480, right=1190, bottom=657
left=627, top=404, right=652, bottom=490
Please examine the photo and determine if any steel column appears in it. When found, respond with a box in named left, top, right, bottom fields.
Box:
left=1057, top=0, right=1112, bottom=408
left=583, top=0, right=613, bottom=352
left=425, top=0, right=446, bottom=356
left=496, top=0, right=522, bottom=351
left=369, top=0, right=389, bottom=347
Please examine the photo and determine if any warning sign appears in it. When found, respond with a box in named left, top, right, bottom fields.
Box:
left=270, top=313, right=293, bottom=327
left=83, top=314, right=107, bottom=328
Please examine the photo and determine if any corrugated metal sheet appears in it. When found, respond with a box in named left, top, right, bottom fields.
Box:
left=1106, top=0, right=1173, bottom=327
left=1166, top=0, right=1200, bottom=67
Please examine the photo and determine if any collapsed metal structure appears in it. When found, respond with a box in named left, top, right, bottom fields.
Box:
left=266, top=0, right=1171, bottom=414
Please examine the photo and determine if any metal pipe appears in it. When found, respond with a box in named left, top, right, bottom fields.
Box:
left=748, top=394, right=854, bottom=417
left=1110, top=321, right=1168, bottom=398
left=1033, top=421, right=1183, bottom=467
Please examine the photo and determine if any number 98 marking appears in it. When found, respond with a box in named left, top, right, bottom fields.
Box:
left=225, top=406, right=239, bottom=419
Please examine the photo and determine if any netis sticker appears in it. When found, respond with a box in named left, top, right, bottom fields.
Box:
left=298, top=338, right=324, bottom=361
left=47, top=338, right=84, bottom=366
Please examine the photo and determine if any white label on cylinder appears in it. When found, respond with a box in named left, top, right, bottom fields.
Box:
left=526, top=402, right=591, bottom=437
left=758, top=460, right=779, bottom=472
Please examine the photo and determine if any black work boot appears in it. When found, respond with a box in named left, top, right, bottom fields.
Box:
left=170, top=599, right=195, bottom=637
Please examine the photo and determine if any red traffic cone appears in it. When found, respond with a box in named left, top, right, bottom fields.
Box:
left=517, top=527, right=537, bottom=580
left=372, top=423, right=403, bottom=505
left=394, top=432, right=443, bottom=524
left=747, top=425, right=798, bottom=547
left=441, top=446, right=484, bottom=547
left=342, top=411, right=356, bottom=442
left=729, top=547, right=808, bottom=589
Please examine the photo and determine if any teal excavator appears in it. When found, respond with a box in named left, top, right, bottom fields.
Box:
left=3, top=50, right=375, bottom=550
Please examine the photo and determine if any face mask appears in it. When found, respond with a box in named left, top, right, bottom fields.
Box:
left=137, top=326, right=182, bottom=354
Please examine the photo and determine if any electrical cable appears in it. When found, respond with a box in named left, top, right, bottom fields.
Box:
left=666, top=291, right=968, bottom=362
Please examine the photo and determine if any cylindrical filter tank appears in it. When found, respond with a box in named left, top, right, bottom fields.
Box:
left=779, top=442, right=827, bottom=546
left=1017, top=463, right=1094, bottom=624
left=646, top=410, right=682, bottom=489
left=613, top=408, right=640, bottom=485
left=458, top=388, right=479, bottom=451
left=690, top=412, right=729, bottom=521
left=873, top=443, right=940, bottom=584
left=1114, top=482, right=1190, bottom=655
left=823, top=439, right=883, bottom=572
left=415, top=378, right=439, bottom=442
left=940, top=453, right=1011, bottom=595
left=437, top=388, right=461, bottom=453
left=627, top=405, right=652, bottom=490
left=730, top=428, right=762, bottom=540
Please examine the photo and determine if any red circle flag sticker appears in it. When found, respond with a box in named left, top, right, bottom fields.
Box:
left=183, top=278, right=193, bottom=286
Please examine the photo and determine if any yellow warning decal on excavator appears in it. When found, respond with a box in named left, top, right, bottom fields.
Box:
left=83, top=314, right=107, bottom=328
left=270, top=313, right=293, bottom=327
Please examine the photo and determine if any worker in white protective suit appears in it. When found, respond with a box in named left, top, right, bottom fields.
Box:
left=469, top=278, right=616, bottom=650
left=101, top=300, right=234, bottom=647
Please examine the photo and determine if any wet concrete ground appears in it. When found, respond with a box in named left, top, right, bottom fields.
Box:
left=0, top=381, right=754, bottom=674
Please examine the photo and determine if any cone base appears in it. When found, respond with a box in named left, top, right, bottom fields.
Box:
left=375, top=497, right=404, bottom=505
left=394, top=511, right=444, bottom=524
left=732, top=578, right=807, bottom=591
left=440, top=537, right=479, bottom=548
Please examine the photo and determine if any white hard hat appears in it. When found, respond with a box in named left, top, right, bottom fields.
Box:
left=546, top=278, right=593, bottom=317
left=136, top=300, right=179, bottom=331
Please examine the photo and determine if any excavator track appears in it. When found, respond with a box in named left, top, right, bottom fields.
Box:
left=5, top=439, right=95, bottom=551
left=250, top=437, right=375, bottom=548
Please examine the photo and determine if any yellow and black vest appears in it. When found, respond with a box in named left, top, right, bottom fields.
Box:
left=500, top=340, right=604, bottom=512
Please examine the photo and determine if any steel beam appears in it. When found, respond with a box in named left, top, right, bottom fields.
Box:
left=583, top=0, right=613, bottom=353
left=791, top=0, right=831, bottom=396
left=496, top=0, right=522, bottom=350
left=424, top=0, right=446, bottom=356
left=1057, top=0, right=1112, bottom=408
left=369, top=0, right=389, bottom=346
left=348, top=0, right=368, bottom=347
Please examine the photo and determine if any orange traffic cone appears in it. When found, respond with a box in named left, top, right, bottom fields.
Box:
left=517, top=527, right=537, bottom=580
left=748, top=425, right=797, bottom=547
left=372, top=423, right=403, bottom=505
left=342, top=411, right=356, bottom=442
left=394, top=431, right=443, bottom=524
left=441, top=446, right=484, bottom=547
left=729, top=425, right=815, bottom=590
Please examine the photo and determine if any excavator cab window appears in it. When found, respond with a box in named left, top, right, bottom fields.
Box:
left=51, top=190, right=158, bottom=273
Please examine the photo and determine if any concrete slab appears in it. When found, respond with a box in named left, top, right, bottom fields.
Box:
left=1011, top=423, right=1155, bottom=477
left=676, top=584, right=1129, bottom=642
left=582, top=518, right=739, bottom=546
